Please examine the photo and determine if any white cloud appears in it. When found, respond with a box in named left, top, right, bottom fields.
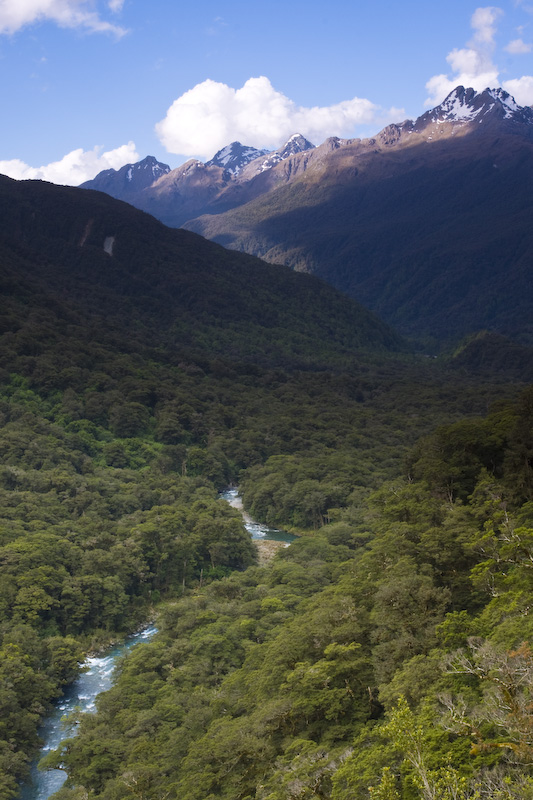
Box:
left=155, top=76, right=403, bottom=159
left=0, top=142, right=139, bottom=185
left=505, top=37, right=532, bottom=53
left=425, top=5, right=533, bottom=107
left=0, top=0, right=127, bottom=36
left=502, top=75, right=533, bottom=103
left=425, top=6, right=502, bottom=105
left=515, top=1, right=533, bottom=14
left=470, top=6, right=503, bottom=45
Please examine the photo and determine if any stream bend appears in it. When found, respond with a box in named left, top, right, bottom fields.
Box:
left=21, top=489, right=292, bottom=800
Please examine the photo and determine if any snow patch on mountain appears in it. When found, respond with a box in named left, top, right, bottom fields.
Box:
left=255, top=133, right=315, bottom=172
left=435, top=93, right=484, bottom=123
left=416, top=86, right=533, bottom=131
left=487, top=88, right=520, bottom=118
left=206, top=142, right=270, bottom=176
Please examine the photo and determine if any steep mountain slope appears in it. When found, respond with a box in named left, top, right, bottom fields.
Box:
left=185, top=87, right=533, bottom=347
left=0, top=174, right=408, bottom=798
left=0, top=174, right=404, bottom=365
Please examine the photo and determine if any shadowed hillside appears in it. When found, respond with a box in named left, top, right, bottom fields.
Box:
left=0, top=175, right=404, bottom=367
left=0, top=174, right=531, bottom=800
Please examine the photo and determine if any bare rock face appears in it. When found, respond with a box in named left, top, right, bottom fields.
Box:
left=206, top=142, right=270, bottom=176
left=81, top=156, right=170, bottom=201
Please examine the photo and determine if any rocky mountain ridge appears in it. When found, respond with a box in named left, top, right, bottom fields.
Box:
left=81, top=155, right=171, bottom=204
left=80, top=86, right=533, bottom=346
left=205, top=142, right=270, bottom=176
left=82, top=86, right=533, bottom=230
left=81, top=133, right=315, bottom=225
left=183, top=86, right=533, bottom=346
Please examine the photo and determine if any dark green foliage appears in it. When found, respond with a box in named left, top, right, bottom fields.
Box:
left=0, top=175, right=530, bottom=799
left=50, top=389, right=533, bottom=800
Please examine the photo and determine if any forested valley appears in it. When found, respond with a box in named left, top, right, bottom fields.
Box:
left=0, top=175, right=532, bottom=800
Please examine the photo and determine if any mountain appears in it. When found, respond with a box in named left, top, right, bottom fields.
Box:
left=80, top=133, right=315, bottom=228
left=414, top=85, right=533, bottom=130
left=81, top=88, right=533, bottom=348
left=205, top=142, right=270, bottom=175
left=236, top=133, right=315, bottom=178
left=184, top=87, right=533, bottom=347
left=0, top=173, right=404, bottom=365
left=1, top=173, right=531, bottom=800
left=81, top=155, right=171, bottom=202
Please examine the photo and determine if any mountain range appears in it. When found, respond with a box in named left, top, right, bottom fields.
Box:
left=82, top=86, right=533, bottom=347
left=81, top=133, right=315, bottom=228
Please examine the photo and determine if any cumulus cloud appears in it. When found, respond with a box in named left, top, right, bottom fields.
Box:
left=155, top=76, right=403, bottom=159
left=0, top=0, right=127, bottom=36
left=505, top=37, right=532, bottom=53
left=502, top=75, right=533, bottom=103
left=470, top=6, right=503, bottom=44
left=0, top=142, right=139, bottom=186
left=425, top=6, right=502, bottom=105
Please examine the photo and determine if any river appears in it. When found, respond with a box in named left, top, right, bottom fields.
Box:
left=220, top=488, right=294, bottom=544
left=20, top=625, right=158, bottom=800
left=20, top=490, right=292, bottom=800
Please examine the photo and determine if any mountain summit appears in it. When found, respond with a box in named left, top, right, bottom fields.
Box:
left=238, top=134, right=315, bottom=178
left=81, top=155, right=171, bottom=203
left=206, top=142, right=270, bottom=176
left=412, top=85, right=533, bottom=134
left=80, top=87, right=533, bottom=345
left=183, top=86, right=533, bottom=346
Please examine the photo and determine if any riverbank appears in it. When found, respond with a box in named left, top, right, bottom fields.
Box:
left=20, top=624, right=159, bottom=800
left=254, top=538, right=289, bottom=565
left=20, top=492, right=293, bottom=800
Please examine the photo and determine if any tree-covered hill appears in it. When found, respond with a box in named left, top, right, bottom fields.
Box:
left=0, top=175, right=404, bottom=368
left=0, top=175, right=530, bottom=800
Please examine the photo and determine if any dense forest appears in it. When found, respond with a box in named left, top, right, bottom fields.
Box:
left=0, top=176, right=531, bottom=800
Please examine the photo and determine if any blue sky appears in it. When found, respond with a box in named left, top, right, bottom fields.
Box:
left=1, top=0, right=532, bottom=184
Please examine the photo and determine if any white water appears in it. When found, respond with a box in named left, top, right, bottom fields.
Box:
left=220, top=488, right=294, bottom=544
left=20, top=625, right=157, bottom=800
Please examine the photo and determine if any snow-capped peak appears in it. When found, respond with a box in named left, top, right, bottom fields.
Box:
left=417, top=86, right=533, bottom=129
left=486, top=87, right=520, bottom=118
left=80, top=155, right=171, bottom=195
left=433, top=86, right=484, bottom=122
left=255, top=134, right=315, bottom=173
left=125, top=155, right=171, bottom=182
left=206, top=142, right=271, bottom=176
